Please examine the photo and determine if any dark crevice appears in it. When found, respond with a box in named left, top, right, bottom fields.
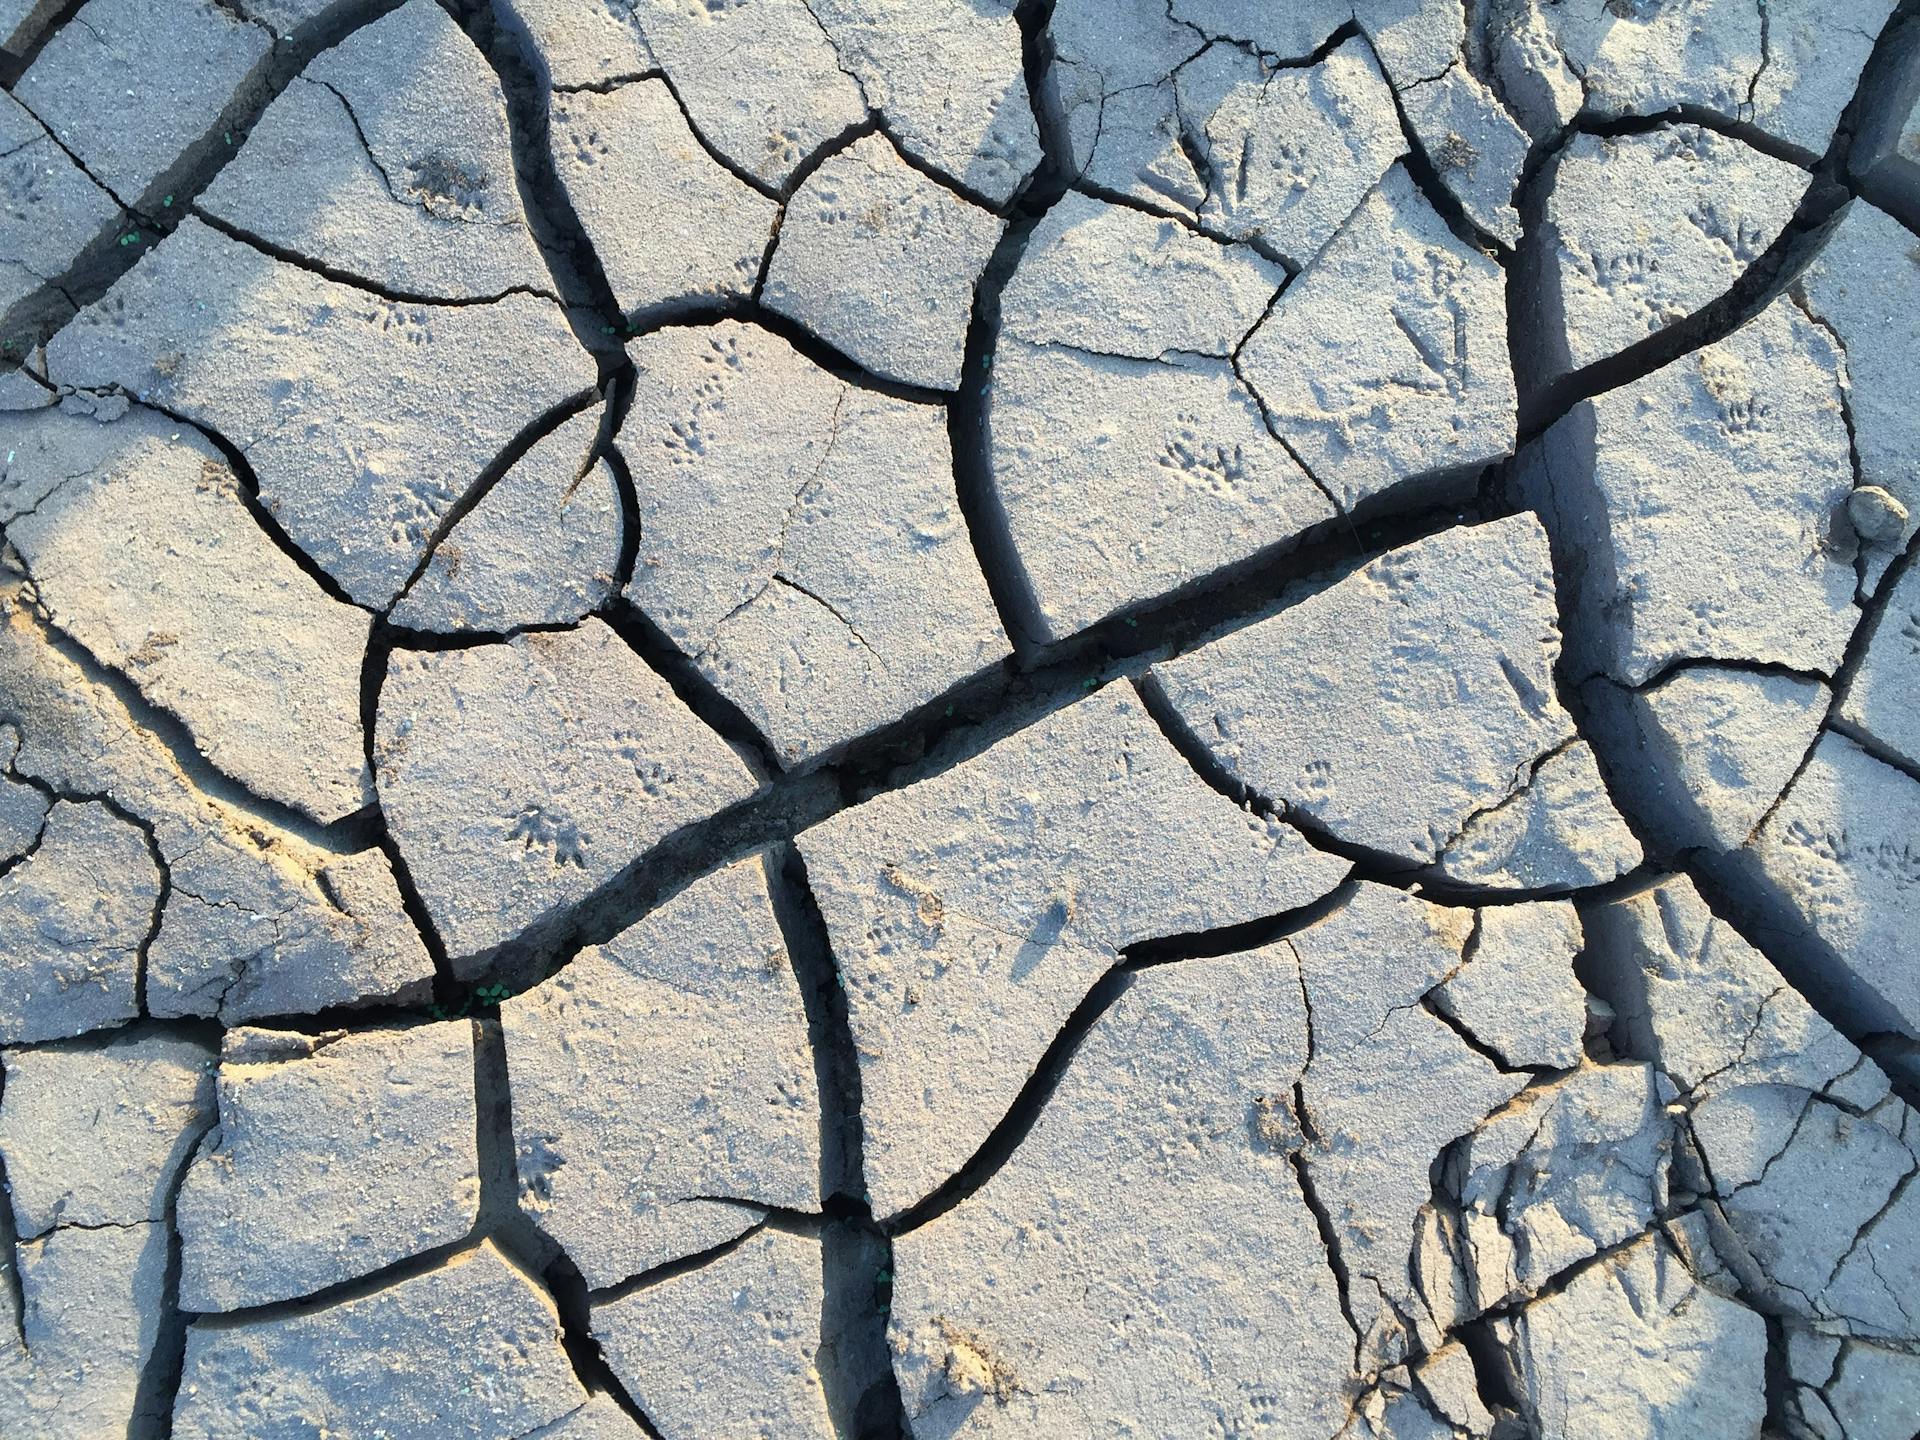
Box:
left=0, top=1058, right=23, bottom=1348
left=471, top=1015, right=666, bottom=1433
left=1565, top=105, right=1827, bottom=170
left=1829, top=715, right=1920, bottom=788
left=1606, top=652, right=1834, bottom=699
left=1849, top=9, right=1920, bottom=231
left=598, top=597, right=781, bottom=780
left=358, top=630, right=458, bottom=1010
left=818, top=1214, right=906, bottom=1440
left=128, top=808, right=168, bottom=1019
left=764, top=845, right=906, bottom=1439
left=1368, top=49, right=1511, bottom=259
left=869, top=113, right=1017, bottom=218
left=1421, top=994, right=1557, bottom=1078
left=442, top=0, right=630, bottom=365
left=765, top=845, right=863, bottom=1207
left=183, top=1236, right=478, bottom=1328
left=601, top=434, right=642, bottom=595
left=1557, top=523, right=1920, bottom=1101
left=550, top=69, right=661, bottom=96
left=0, top=0, right=412, bottom=360
left=541, top=1253, right=665, bottom=1439
left=0, top=0, right=87, bottom=86
left=652, top=69, right=790, bottom=204
left=1286, top=1080, right=1368, bottom=1368
left=1126, top=881, right=1359, bottom=966
left=944, top=0, right=1069, bottom=653
left=128, top=1096, right=216, bottom=1440
left=471, top=1016, right=558, bottom=1273
left=374, top=617, right=581, bottom=652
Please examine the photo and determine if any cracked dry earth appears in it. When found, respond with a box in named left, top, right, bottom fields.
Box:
left=3, top=2, right=1920, bottom=1440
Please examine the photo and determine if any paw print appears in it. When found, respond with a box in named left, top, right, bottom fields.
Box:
left=1159, top=415, right=1249, bottom=498
left=362, top=302, right=436, bottom=346
left=506, top=806, right=589, bottom=868
left=1298, top=758, right=1335, bottom=801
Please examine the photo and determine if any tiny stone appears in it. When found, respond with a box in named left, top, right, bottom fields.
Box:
left=1847, top=484, right=1910, bottom=544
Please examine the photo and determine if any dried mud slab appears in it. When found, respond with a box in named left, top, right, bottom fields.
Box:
left=1148, top=515, right=1639, bottom=882
left=175, top=1022, right=479, bottom=1311
left=800, top=681, right=1351, bottom=1215
left=761, top=133, right=1004, bottom=391
left=0, top=1024, right=213, bottom=1436
left=551, top=77, right=778, bottom=324
left=889, top=934, right=1355, bottom=1438
left=0, top=591, right=434, bottom=1027
left=1238, top=165, right=1515, bottom=515
left=2, top=404, right=372, bottom=823
left=389, top=406, right=622, bottom=635
left=1518, top=294, right=1860, bottom=687
left=809, top=0, right=1039, bottom=205
left=0, top=90, right=119, bottom=325
left=592, top=1227, right=833, bottom=1440
left=12, top=0, right=271, bottom=208
left=986, top=192, right=1330, bottom=640
left=375, top=618, right=761, bottom=969
left=621, top=320, right=1008, bottom=764
left=198, top=0, right=552, bottom=301
left=1520, top=124, right=1809, bottom=382
left=503, top=857, right=820, bottom=1288
left=624, top=0, right=867, bottom=191
left=172, top=1242, right=591, bottom=1438
left=42, top=217, right=596, bottom=609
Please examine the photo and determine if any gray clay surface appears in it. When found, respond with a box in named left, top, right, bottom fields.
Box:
left=2, top=2, right=1918, bottom=1436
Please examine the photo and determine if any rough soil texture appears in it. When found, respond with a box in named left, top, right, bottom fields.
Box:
left=2, top=1, right=1919, bottom=1437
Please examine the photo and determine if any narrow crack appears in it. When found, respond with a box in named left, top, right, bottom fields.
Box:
left=386, top=384, right=602, bottom=614
left=190, top=203, right=559, bottom=307
left=1284, top=975, right=1369, bottom=1371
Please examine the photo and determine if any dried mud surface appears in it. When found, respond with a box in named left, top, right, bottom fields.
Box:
left=3, top=0, right=1920, bottom=1437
